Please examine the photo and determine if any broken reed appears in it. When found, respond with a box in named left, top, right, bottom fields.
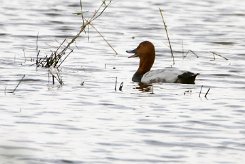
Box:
left=158, top=10, right=228, bottom=63
left=184, top=50, right=199, bottom=58
left=114, top=77, right=123, bottom=92
left=210, top=51, right=229, bottom=61
left=184, top=50, right=228, bottom=61
left=8, top=75, right=26, bottom=94
left=35, top=0, right=114, bottom=85
left=199, top=85, right=211, bottom=99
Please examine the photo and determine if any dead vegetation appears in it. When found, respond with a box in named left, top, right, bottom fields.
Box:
left=35, top=0, right=115, bottom=85
left=159, top=8, right=228, bottom=64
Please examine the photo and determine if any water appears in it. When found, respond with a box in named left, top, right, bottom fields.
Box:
left=1, top=0, right=245, bottom=163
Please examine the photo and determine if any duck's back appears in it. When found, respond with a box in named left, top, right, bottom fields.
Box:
left=141, top=67, right=196, bottom=84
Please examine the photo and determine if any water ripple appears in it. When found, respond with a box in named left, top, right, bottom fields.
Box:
left=0, top=0, right=245, bottom=163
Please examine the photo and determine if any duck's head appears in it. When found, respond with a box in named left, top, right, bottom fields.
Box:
left=127, top=41, right=155, bottom=60
left=126, top=41, right=155, bottom=82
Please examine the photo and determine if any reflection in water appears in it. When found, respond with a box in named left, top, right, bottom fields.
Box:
left=134, top=83, right=153, bottom=93
left=1, top=0, right=245, bottom=163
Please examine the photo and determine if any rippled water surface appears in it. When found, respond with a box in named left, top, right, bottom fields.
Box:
left=1, top=0, right=245, bottom=163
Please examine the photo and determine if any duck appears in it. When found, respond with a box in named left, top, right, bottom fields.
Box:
left=126, top=41, right=199, bottom=84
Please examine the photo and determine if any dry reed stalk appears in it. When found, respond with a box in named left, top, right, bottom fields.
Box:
left=159, top=8, right=175, bottom=65
left=210, top=51, right=228, bottom=61
left=184, top=50, right=199, bottom=58
left=10, top=75, right=25, bottom=93
left=49, top=67, right=63, bottom=85
left=57, top=0, right=112, bottom=58
left=35, top=0, right=112, bottom=85
left=114, top=77, right=117, bottom=91
left=205, top=88, right=210, bottom=98
left=90, top=23, right=118, bottom=55
left=199, top=85, right=203, bottom=97
left=36, top=32, right=39, bottom=53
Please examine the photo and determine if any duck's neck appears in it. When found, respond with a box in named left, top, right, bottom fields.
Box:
left=132, top=54, right=155, bottom=82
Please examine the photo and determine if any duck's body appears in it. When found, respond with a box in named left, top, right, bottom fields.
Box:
left=127, top=41, right=198, bottom=84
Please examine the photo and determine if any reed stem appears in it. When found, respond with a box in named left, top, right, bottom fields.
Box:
left=90, top=23, right=118, bottom=55
left=210, top=51, right=228, bottom=61
left=205, top=88, right=210, bottom=98
left=159, top=8, right=175, bottom=65
left=115, top=77, right=117, bottom=91
left=11, top=75, right=25, bottom=93
left=199, top=85, right=203, bottom=97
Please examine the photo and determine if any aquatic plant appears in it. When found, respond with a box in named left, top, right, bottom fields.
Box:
left=159, top=9, right=228, bottom=64
left=35, top=0, right=114, bottom=85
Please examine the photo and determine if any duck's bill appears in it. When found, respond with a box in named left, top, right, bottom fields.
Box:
left=126, top=49, right=138, bottom=58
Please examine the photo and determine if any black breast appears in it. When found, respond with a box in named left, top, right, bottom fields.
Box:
left=132, top=72, right=143, bottom=82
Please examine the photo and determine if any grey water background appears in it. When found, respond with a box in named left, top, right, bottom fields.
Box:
left=1, top=0, right=245, bottom=163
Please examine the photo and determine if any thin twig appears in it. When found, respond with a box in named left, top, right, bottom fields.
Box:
left=36, top=32, right=39, bottom=53
left=87, top=22, right=90, bottom=41
left=205, top=88, right=210, bottom=98
left=90, top=0, right=112, bottom=22
left=57, top=49, right=74, bottom=68
left=90, top=23, right=118, bottom=55
left=49, top=67, right=63, bottom=85
left=50, top=72, right=63, bottom=85
left=56, top=72, right=63, bottom=85
left=55, top=39, right=67, bottom=54
left=35, top=0, right=112, bottom=85
left=115, top=77, right=117, bottom=91
left=199, top=85, right=203, bottom=97
left=53, top=0, right=112, bottom=64
left=184, top=50, right=199, bottom=58
left=159, top=8, right=175, bottom=65
left=36, top=50, right=40, bottom=67
left=52, top=75, right=55, bottom=85
left=80, top=0, right=85, bottom=26
left=11, top=75, right=25, bottom=93
left=210, top=51, right=228, bottom=61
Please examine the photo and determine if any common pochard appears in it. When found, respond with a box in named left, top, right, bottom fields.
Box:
left=127, top=41, right=199, bottom=84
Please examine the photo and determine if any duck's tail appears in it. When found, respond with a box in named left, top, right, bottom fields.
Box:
left=177, top=72, right=199, bottom=84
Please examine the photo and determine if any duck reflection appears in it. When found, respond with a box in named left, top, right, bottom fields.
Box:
left=134, top=83, right=153, bottom=92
